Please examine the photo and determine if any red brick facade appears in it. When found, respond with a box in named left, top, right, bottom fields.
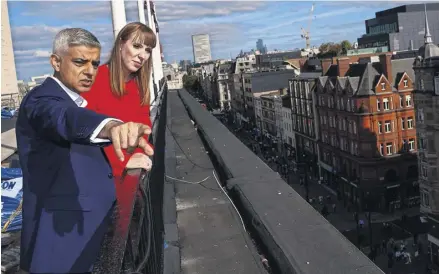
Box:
left=316, top=54, right=418, bottom=211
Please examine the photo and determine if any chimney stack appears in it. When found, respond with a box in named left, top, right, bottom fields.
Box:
left=379, top=53, right=393, bottom=84
left=337, top=57, right=350, bottom=77
left=321, top=59, right=332, bottom=75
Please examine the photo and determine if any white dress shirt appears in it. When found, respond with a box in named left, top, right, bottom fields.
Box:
left=49, top=76, right=121, bottom=143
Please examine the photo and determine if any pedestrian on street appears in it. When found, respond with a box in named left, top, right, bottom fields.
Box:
left=321, top=205, right=329, bottom=218
left=382, top=239, right=387, bottom=253
left=359, top=219, right=364, bottom=228
left=374, top=243, right=381, bottom=256
left=368, top=247, right=377, bottom=262
left=387, top=256, right=394, bottom=271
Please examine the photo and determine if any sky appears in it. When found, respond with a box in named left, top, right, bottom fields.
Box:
left=7, top=0, right=418, bottom=81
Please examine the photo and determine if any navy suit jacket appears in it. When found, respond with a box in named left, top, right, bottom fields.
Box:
left=16, top=77, right=116, bottom=273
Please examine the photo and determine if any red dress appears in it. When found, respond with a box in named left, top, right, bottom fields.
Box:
left=83, top=65, right=152, bottom=177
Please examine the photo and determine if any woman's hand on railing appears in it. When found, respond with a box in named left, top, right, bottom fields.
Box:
left=126, top=153, right=152, bottom=171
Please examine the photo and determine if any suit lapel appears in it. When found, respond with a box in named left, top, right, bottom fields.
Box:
left=42, top=78, right=77, bottom=107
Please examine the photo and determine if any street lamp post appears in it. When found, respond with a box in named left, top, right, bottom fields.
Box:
left=298, top=152, right=310, bottom=202
left=366, top=191, right=373, bottom=248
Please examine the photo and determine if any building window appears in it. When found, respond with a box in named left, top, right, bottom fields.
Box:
left=401, top=118, right=405, bottom=130
left=381, top=82, right=386, bottom=90
left=419, top=137, right=425, bottom=150
left=378, top=121, right=382, bottom=133
left=377, top=99, right=381, bottom=111
left=435, top=76, right=439, bottom=95
left=409, top=138, right=415, bottom=151
left=405, top=95, right=412, bottom=107
left=380, top=143, right=384, bottom=156
left=417, top=108, right=424, bottom=123
left=384, top=120, right=391, bottom=133
left=403, top=79, right=408, bottom=88
left=407, top=117, right=414, bottom=129
left=386, top=142, right=393, bottom=155
left=422, top=192, right=430, bottom=207
left=347, top=99, right=351, bottom=111
left=422, top=166, right=428, bottom=178
left=353, top=121, right=357, bottom=134
left=399, top=95, right=403, bottom=108
left=383, top=98, right=390, bottom=110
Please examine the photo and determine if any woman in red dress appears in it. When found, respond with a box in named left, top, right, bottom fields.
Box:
left=83, top=22, right=156, bottom=177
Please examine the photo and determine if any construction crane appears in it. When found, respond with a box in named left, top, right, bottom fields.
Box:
left=300, top=3, right=315, bottom=50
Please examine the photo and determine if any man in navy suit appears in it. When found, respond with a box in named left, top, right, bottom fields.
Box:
left=16, top=28, right=153, bottom=274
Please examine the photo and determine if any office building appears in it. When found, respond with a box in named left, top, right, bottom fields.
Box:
left=256, top=39, right=267, bottom=54
left=192, top=34, right=212, bottom=64
left=357, top=3, right=439, bottom=51
left=289, top=72, right=322, bottom=181
left=414, top=9, right=439, bottom=265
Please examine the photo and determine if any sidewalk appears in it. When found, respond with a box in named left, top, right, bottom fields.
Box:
left=371, top=234, right=430, bottom=274
left=285, top=171, right=360, bottom=231
left=225, top=122, right=421, bottom=230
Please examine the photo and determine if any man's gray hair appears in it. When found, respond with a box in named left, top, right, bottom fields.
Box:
left=52, top=28, right=101, bottom=55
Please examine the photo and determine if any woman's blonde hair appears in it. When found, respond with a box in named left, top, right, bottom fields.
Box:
left=107, top=22, right=157, bottom=105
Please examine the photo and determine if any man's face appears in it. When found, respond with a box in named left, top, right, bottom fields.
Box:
left=50, top=45, right=100, bottom=94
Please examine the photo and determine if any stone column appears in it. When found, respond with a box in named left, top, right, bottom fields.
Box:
left=110, top=0, right=126, bottom=38
left=1, top=1, right=19, bottom=108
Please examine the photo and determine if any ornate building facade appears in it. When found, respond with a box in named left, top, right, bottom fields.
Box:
left=413, top=8, right=439, bottom=264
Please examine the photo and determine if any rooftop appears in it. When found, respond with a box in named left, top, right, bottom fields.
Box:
left=0, top=84, right=386, bottom=274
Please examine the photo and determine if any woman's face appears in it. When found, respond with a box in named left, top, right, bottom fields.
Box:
left=120, top=33, right=152, bottom=74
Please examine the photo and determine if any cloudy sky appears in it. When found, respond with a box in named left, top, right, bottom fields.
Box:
left=8, top=1, right=413, bottom=81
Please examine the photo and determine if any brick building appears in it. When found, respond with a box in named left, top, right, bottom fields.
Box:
left=316, top=53, right=418, bottom=211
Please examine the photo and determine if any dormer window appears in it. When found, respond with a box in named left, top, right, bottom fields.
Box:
left=403, top=79, right=408, bottom=88
left=381, top=82, right=386, bottom=90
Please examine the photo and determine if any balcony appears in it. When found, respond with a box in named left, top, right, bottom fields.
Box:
left=2, top=85, right=383, bottom=273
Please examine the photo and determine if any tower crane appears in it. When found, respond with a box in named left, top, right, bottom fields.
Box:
left=300, top=3, right=315, bottom=50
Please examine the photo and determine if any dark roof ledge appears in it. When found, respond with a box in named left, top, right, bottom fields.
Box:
left=178, top=88, right=383, bottom=274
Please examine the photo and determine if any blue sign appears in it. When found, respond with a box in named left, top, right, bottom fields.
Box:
left=1, top=168, right=23, bottom=232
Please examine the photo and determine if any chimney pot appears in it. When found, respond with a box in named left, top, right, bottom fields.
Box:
left=379, top=53, right=393, bottom=84
left=321, top=59, right=332, bottom=75
left=337, top=57, right=350, bottom=77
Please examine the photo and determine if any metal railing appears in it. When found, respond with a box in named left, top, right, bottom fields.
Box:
left=93, top=82, right=167, bottom=274
left=1, top=93, right=18, bottom=109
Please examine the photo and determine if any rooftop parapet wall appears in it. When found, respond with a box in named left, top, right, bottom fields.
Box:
left=178, top=88, right=384, bottom=274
